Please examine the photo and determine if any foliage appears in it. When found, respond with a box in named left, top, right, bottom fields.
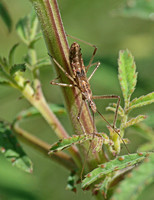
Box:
left=0, top=1, right=154, bottom=200
left=111, top=153, right=154, bottom=200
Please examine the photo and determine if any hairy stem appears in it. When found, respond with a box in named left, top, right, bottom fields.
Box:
left=30, top=0, right=104, bottom=170
left=18, top=77, right=82, bottom=168
left=14, top=122, right=76, bottom=170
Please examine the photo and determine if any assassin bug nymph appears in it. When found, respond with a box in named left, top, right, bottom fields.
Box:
left=49, top=35, right=128, bottom=154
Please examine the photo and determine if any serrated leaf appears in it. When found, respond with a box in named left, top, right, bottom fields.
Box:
left=128, top=92, right=154, bottom=111
left=66, top=171, right=77, bottom=192
left=49, top=134, right=92, bottom=153
left=111, top=153, right=154, bottom=200
left=10, top=63, right=26, bottom=76
left=118, top=50, right=137, bottom=104
left=8, top=43, right=19, bottom=66
left=82, top=152, right=148, bottom=188
left=125, top=115, right=147, bottom=128
left=0, top=121, right=33, bottom=173
left=0, top=1, right=12, bottom=32
left=49, top=133, right=114, bottom=154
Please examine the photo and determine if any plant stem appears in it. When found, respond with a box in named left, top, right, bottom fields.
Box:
left=14, top=122, right=76, bottom=170
left=30, top=0, right=104, bottom=170
left=19, top=77, right=82, bottom=168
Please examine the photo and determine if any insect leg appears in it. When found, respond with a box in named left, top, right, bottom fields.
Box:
left=87, top=62, right=100, bottom=81
left=48, top=53, right=75, bottom=83
left=92, top=95, right=130, bottom=153
left=92, top=95, right=120, bottom=128
left=77, top=100, right=86, bottom=134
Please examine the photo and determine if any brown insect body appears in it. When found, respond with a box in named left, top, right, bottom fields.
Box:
left=50, top=37, right=129, bottom=179
left=69, top=42, right=97, bottom=113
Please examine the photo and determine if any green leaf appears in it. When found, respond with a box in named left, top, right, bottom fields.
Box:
left=49, top=134, right=92, bottom=153
left=111, top=153, right=154, bottom=200
left=8, top=43, right=19, bottom=66
left=106, top=103, right=124, bottom=117
left=118, top=50, right=137, bottom=105
left=16, top=10, right=39, bottom=45
left=124, top=115, right=147, bottom=128
left=49, top=133, right=114, bottom=154
left=10, top=63, right=26, bottom=76
left=0, top=1, right=12, bottom=32
left=66, top=171, right=77, bottom=192
left=117, top=0, right=154, bottom=21
left=128, top=92, right=154, bottom=111
left=0, top=156, right=38, bottom=200
left=82, top=152, right=148, bottom=188
left=0, top=121, right=33, bottom=173
left=94, top=176, right=112, bottom=198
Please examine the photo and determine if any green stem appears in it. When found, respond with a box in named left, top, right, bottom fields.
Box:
left=14, top=122, right=76, bottom=170
left=21, top=78, right=82, bottom=168
left=30, top=0, right=104, bottom=170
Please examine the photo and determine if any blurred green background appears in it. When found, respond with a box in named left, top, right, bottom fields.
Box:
left=0, top=0, right=154, bottom=199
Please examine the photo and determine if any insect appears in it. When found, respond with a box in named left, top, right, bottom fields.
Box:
left=49, top=36, right=129, bottom=180
left=50, top=36, right=120, bottom=138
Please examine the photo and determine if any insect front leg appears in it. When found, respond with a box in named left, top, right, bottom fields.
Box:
left=87, top=62, right=100, bottom=81
left=48, top=53, right=75, bottom=83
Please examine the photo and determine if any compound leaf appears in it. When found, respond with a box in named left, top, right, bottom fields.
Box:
left=49, top=134, right=92, bottom=153
left=124, top=115, right=147, bottom=128
left=129, top=92, right=154, bottom=111
left=118, top=50, right=137, bottom=105
left=82, top=152, right=148, bottom=189
left=111, top=153, right=154, bottom=200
